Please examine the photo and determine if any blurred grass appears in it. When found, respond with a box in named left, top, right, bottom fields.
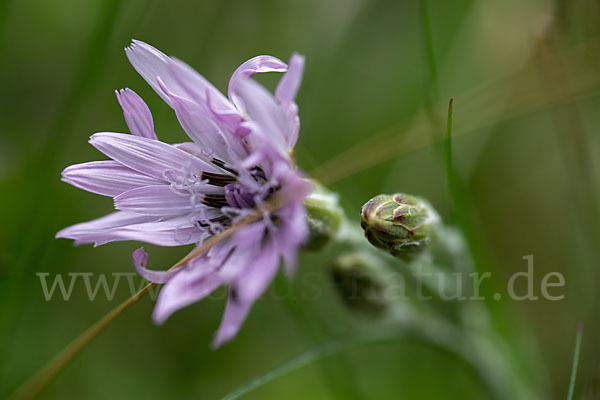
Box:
left=1, top=0, right=600, bottom=398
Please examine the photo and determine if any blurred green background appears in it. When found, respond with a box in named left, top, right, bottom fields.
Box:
left=2, top=0, right=600, bottom=398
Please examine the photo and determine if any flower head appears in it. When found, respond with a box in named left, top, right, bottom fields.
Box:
left=360, top=193, right=439, bottom=260
left=57, top=40, right=310, bottom=347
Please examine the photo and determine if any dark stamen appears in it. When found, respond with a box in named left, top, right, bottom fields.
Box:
left=201, top=193, right=229, bottom=208
left=201, top=171, right=237, bottom=187
left=251, top=166, right=267, bottom=182
left=197, top=215, right=231, bottom=228
left=211, top=158, right=239, bottom=176
left=210, top=215, right=231, bottom=225
left=230, top=287, right=239, bottom=303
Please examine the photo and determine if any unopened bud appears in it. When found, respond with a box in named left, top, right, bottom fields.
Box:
left=360, top=193, right=439, bottom=260
left=303, top=185, right=344, bottom=251
left=330, top=252, right=392, bottom=316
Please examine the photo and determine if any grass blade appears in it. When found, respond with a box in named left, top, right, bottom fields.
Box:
left=567, top=324, right=583, bottom=400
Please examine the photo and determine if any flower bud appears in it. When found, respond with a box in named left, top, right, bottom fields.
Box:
left=303, top=185, right=344, bottom=251
left=360, top=193, right=439, bottom=260
left=330, top=252, right=392, bottom=316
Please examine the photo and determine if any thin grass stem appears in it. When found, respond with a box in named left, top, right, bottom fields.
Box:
left=311, top=43, right=600, bottom=185
left=567, top=324, right=583, bottom=400
left=8, top=204, right=270, bottom=400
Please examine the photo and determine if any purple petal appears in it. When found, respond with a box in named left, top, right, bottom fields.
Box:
left=278, top=203, right=308, bottom=275
left=211, top=294, right=253, bottom=348
left=152, top=257, right=223, bottom=324
left=282, top=103, right=300, bottom=148
left=275, top=53, right=304, bottom=104
left=167, top=57, right=236, bottom=115
left=228, top=55, right=287, bottom=111
left=58, top=211, right=152, bottom=230
left=235, top=237, right=280, bottom=303
left=61, top=161, right=162, bottom=197
left=115, top=185, right=198, bottom=216
left=234, top=79, right=291, bottom=153
left=89, top=132, right=217, bottom=182
left=132, top=247, right=182, bottom=283
left=271, top=165, right=313, bottom=205
left=125, top=40, right=191, bottom=108
left=224, top=183, right=256, bottom=209
left=116, top=88, right=157, bottom=140
left=174, top=142, right=204, bottom=155
left=57, top=211, right=154, bottom=243
left=167, top=93, right=232, bottom=161
left=275, top=54, right=304, bottom=147
left=57, top=212, right=206, bottom=246
left=217, top=224, right=264, bottom=282
left=205, top=89, right=245, bottom=138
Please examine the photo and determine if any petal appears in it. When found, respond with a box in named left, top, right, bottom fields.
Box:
left=278, top=203, right=308, bottom=276
left=132, top=247, right=182, bottom=284
left=275, top=53, right=304, bottom=104
left=211, top=293, right=253, bottom=348
left=57, top=211, right=154, bottom=243
left=235, top=237, right=280, bottom=303
left=152, top=256, right=223, bottom=324
left=115, top=185, right=213, bottom=216
left=89, top=132, right=218, bottom=182
left=235, top=79, right=291, bottom=153
left=168, top=93, right=232, bottom=161
left=167, top=57, right=236, bottom=115
left=205, top=89, right=246, bottom=140
left=57, top=211, right=206, bottom=246
left=272, top=165, right=313, bottom=205
left=61, top=161, right=162, bottom=197
left=282, top=103, right=300, bottom=148
left=103, top=217, right=206, bottom=246
left=275, top=54, right=304, bottom=147
left=228, top=55, right=287, bottom=111
left=217, top=223, right=264, bottom=282
left=115, top=88, right=157, bottom=140
left=125, top=40, right=181, bottom=107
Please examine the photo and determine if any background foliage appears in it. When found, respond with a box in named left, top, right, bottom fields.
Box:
left=1, top=0, right=600, bottom=398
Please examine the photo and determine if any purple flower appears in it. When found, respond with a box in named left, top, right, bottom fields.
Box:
left=57, top=40, right=311, bottom=347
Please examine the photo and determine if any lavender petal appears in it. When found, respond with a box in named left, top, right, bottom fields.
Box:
left=61, top=161, right=163, bottom=197
left=116, top=88, right=157, bottom=140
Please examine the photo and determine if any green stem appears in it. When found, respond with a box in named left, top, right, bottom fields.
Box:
left=567, top=324, right=583, bottom=400
left=443, top=98, right=497, bottom=286
left=421, top=0, right=439, bottom=113
left=276, top=277, right=365, bottom=400
left=221, top=317, right=506, bottom=400
left=420, top=0, right=444, bottom=155
left=444, top=98, right=456, bottom=195
left=221, top=333, right=374, bottom=400
left=8, top=217, right=256, bottom=400
left=9, top=284, right=155, bottom=400
left=421, top=0, right=438, bottom=86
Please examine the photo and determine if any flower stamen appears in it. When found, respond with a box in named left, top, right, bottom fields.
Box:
left=200, top=171, right=237, bottom=187
left=201, top=193, right=230, bottom=208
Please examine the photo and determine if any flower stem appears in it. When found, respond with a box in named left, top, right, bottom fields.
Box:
left=567, top=324, right=583, bottom=400
left=421, top=0, right=438, bottom=99
left=310, top=49, right=600, bottom=186
left=420, top=0, right=443, bottom=147
left=221, top=333, right=370, bottom=400
left=443, top=97, right=456, bottom=200
left=9, top=283, right=156, bottom=400
left=275, top=276, right=365, bottom=400
left=220, top=318, right=506, bottom=400
left=9, top=212, right=258, bottom=400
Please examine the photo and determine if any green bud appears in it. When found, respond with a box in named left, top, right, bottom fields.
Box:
left=330, top=252, right=392, bottom=316
left=303, top=185, right=344, bottom=251
left=360, top=193, right=439, bottom=260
